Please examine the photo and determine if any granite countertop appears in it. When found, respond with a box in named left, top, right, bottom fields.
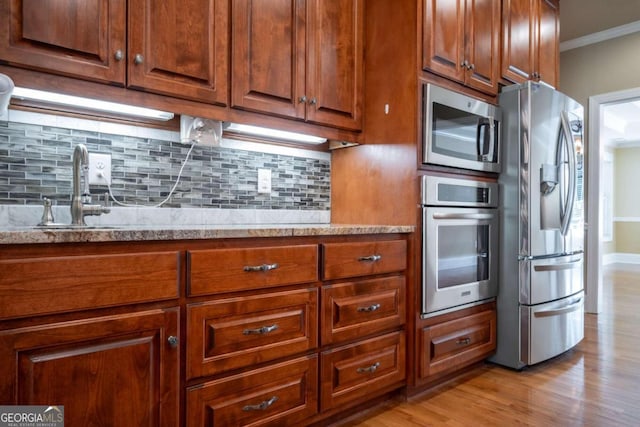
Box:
left=0, top=223, right=415, bottom=245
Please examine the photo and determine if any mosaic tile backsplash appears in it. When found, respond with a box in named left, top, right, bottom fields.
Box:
left=0, top=120, right=331, bottom=212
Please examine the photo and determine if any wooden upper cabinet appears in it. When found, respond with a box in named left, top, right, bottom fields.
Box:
left=536, top=0, right=560, bottom=88
left=231, top=0, right=363, bottom=130
left=0, top=0, right=127, bottom=84
left=501, top=0, right=559, bottom=88
left=423, top=0, right=500, bottom=95
left=306, top=0, right=363, bottom=130
left=0, top=0, right=228, bottom=104
left=231, top=0, right=306, bottom=119
left=128, top=0, right=229, bottom=105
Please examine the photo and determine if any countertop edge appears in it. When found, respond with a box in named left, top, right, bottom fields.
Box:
left=0, top=224, right=415, bottom=245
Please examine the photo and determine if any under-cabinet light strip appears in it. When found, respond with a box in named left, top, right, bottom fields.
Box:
left=12, top=87, right=174, bottom=121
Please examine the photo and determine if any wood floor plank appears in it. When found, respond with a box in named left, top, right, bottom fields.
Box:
left=338, top=263, right=640, bottom=426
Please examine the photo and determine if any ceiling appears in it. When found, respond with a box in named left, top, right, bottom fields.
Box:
left=560, top=0, right=640, bottom=147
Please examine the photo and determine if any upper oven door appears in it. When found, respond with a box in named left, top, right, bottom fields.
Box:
left=422, top=207, right=499, bottom=314
left=423, top=84, right=501, bottom=173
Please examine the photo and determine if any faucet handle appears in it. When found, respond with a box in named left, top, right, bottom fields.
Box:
left=38, top=197, right=55, bottom=226
left=103, top=192, right=111, bottom=207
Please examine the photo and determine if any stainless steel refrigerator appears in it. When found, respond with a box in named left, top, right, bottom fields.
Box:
left=491, top=81, right=585, bottom=369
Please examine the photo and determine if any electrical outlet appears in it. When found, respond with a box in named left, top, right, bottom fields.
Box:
left=88, top=153, right=112, bottom=185
left=257, top=168, right=271, bottom=194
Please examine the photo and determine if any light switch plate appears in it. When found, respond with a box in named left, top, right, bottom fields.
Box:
left=257, top=168, right=271, bottom=194
left=88, top=153, right=112, bottom=185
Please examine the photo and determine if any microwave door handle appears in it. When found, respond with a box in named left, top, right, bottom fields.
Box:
left=486, top=116, right=495, bottom=162
left=560, top=111, right=577, bottom=236
left=476, top=119, right=489, bottom=159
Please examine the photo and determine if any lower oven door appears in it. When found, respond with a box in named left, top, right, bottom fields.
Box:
left=520, top=291, right=584, bottom=366
left=422, top=207, right=499, bottom=314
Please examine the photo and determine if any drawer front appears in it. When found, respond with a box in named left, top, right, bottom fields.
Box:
left=187, top=288, right=318, bottom=379
left=0, top=252, right=180, bottom=319
left=186, top=355, right=318, bottom=427
left=322, top=240, right=407, bottom=280
left=321, top=276, right=406, bottom=345
left=188, top=245, right=318, bottom=296
left=420, top=309, right=496, bottom=378
left=320, top=331, right=406, bottom=411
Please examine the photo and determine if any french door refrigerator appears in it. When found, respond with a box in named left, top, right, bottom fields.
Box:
left=491, top=81, right=585, bottom=369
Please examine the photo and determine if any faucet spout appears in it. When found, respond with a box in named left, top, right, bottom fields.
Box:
left=71, top=144, right=110, bottom=226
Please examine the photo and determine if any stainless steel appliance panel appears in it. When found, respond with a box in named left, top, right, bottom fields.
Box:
left=519, top=254, right=583, bottom=305
left=421, top=175, right=498, bottom=208
left=519, top=83, right=584, bottom=258
left=423, top=84, right=501, bottom=173
left=422, top=206, right=499, bottom=314
left=521, top=291, right=584, bottom=366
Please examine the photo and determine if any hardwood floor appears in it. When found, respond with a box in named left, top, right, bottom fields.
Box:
left=339, top=263, right=640, bottom=426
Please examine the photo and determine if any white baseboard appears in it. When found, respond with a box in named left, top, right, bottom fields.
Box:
left=603, top=253, right=640, bottom=265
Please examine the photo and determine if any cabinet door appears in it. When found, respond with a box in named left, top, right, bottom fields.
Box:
left=501, top=0, right=535, bottom=83
left=231, top=0, right=306, bottom=119
left=0, top=0, right=126, bottom=84
left=128, top=0, right=229, bottom=105
left=187, top=356, right=317, bottom=427
left=419, top=308, right=495, bottom=379
left=465, top=0, right=500, bottom=94
left=306, top=0, right=363, bottom=130
left=0, top=308, right=180, bottom=426
left=320, top=331, right=405, bottom=411
left=536, top=0, right=559, bottom=88
left=422, top=0, right=466, bottom=84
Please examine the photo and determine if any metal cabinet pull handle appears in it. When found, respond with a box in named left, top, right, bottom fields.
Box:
left=242, top=396, right=278, bottom=411
left=357, top=303, right=381, bottom=313
left=468, top=63, right=475, bottom=70
left=299, top=96, right=307, bottom=103
left=456, top=337, right=471, bottom=346
left=460, top=59, right=468, bottom=68
left=167, top=336, right=179, bottom=348
left=134, top=54, right=144, bottom=65
left=358, top=255, right=381, bottom=262
left=309, top=97, right=317, bottom=105
left=243, top=324, right=279, bottom=335
left=114, top=50, right=123, bottom=61
left=243, top=263, right=279, bottom=272
left=357, top=362, right=381, bottom=374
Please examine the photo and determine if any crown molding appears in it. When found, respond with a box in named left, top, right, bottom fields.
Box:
left=560, top=20, right=640, bottom=52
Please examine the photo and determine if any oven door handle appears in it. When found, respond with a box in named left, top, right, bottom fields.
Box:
left=431, top=212, right=495, bottom=220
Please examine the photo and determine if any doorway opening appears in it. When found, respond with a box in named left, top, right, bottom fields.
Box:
left=587, top=87, right=640, bottom=313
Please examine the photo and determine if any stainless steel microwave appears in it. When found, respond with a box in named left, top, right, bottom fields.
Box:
left=423, top=84, right=501, bottom=173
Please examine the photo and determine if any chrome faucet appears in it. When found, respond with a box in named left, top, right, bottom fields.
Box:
left=71, top=144, right=110, bottom=225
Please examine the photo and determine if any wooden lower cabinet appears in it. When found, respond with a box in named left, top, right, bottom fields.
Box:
left=419, top=306, right=496, bottom=380
left=186, top=288, right=318, bottom=379
left=321, top=276, right=405, bottom=345
left=320, top=331, right=406, bottom=411
left=186, top=355, right=318, bottom=426
left=0, top=307, right=180, bottom=427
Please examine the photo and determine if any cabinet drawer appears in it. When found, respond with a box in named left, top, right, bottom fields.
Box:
left=187, top=288, right=318, bottom=379
left=188, top=245, right=318, bottom=296
left=322, top=240, right=406, bottom=280
left=420, top=309, right=496, bottom=379
left=186, top=355, right=318, bottom=427
left=320, top=331, right=405, bottom=411
left=0, top=252, right=180, bottom=319
left=321, top=276, right=405, bottom=345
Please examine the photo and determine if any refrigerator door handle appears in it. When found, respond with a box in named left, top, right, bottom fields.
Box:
left=533, top=260, right=581, bottom=272
left=559, top=111, right=577, bottom=236
left=533, top=298, right=583, bottom=318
